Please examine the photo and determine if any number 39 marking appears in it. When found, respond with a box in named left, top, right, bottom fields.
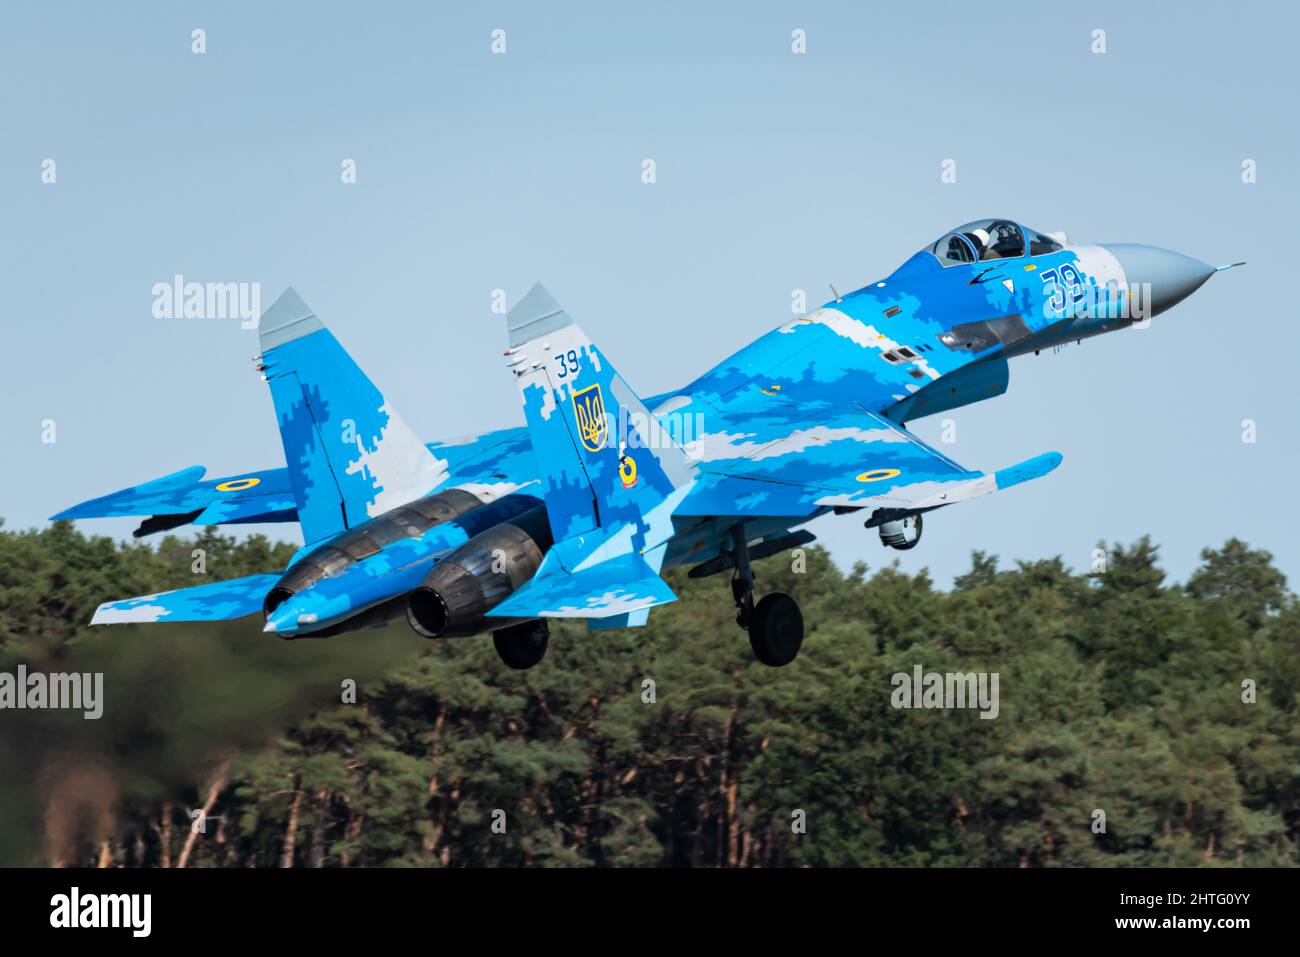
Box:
left=1040, top=264, right=1086, bottom=316
left=554, top=349, right=581, bottom=379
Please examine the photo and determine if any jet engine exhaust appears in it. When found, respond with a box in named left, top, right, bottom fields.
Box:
left=406, top=507, right=553, bottom=638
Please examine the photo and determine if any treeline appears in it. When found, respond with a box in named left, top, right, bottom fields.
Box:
left=0, top=519, right=1296, bottom=867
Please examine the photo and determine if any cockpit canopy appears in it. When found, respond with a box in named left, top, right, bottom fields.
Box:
left=927, top=219, right=1064, bottom=266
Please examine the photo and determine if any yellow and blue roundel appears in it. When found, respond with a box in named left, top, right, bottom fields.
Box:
left=619, top=454, right=638, bottom=488
left=572, top=384, right=608, bottom=453
left=856, top=468, right=901, bottom=483
left=215, top=477, right=262, bottom=492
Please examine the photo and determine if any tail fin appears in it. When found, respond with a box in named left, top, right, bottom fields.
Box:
left=505, top=284, right=696, bottom=541
left=258, top=288, right=448, bottom=545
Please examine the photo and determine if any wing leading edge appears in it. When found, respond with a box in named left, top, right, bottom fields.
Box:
left=50, top=465, right=298, bottom=536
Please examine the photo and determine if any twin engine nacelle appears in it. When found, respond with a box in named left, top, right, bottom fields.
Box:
left=262, top=487, right=487, bottom=627
left=406, top=506, right=554, bottom=639
left=261, top=485, right=555, bottom=641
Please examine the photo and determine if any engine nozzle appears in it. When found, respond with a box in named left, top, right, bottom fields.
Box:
left=406, top=507, right=552, bottom=638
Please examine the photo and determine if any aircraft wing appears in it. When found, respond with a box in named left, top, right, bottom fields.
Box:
left=51, top=465, right=299, bottom=534
left=55, top=287, right=1055, bottom=537
left=53, top=390, right=1054, bottom=533
left=674, top=393, right=1061, bottom=517
left=51, top=427, right=539, bottom=536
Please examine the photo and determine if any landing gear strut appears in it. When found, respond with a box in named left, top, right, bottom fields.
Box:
left=492, top=620, right=549, bottom=670
left=729, top=524, right=804, bottom=667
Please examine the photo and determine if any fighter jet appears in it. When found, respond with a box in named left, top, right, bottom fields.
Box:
left=55, top=219, right=1241, bottom=668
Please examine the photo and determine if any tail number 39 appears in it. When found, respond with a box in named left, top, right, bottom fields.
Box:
left=553, top=349, right=581, bottom=379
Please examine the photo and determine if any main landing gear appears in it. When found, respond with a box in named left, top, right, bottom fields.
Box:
left=730, top=525, right=804, bottom=667
left=492, top=619, right=550, bottom=670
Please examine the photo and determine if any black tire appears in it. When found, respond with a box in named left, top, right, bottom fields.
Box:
left=492, top=620, right=549, bottom=670
left=747, top=593, right=804, bottom=667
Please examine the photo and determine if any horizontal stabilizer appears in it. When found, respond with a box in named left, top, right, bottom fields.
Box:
left=487, top=551, right=677, bottom=620
left=91, top=573, right=280, bottom=625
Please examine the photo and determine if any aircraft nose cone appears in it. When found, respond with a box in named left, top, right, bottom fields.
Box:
left=1102, top=243, right=1215, bottom=317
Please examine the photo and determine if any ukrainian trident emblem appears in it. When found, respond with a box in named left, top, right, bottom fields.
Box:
left=571, top=384, right=609, bottom=453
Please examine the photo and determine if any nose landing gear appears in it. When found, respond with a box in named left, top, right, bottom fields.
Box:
left=875, top=512, right=923, bottom=550
left=729, top=524, right=804, bottom=667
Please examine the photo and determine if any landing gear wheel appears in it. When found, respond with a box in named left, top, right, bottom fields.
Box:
left=747, top=592, right=804, bottom=667
left=879, top=513, right=922, bottom=551
left=492, top=620, right=549, bottom=670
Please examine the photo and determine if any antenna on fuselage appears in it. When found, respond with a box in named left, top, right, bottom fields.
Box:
left=829, top=283, right=843, bottom=303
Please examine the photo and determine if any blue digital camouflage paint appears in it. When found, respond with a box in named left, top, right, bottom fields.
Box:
left=59, top=219, right=1239, bottom=660
left=257, top=288, right=450, bottom=545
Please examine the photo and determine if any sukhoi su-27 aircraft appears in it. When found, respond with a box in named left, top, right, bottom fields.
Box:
left=57, top=220, right=1241, bottom=668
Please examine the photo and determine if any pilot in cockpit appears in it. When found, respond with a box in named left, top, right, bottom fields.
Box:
left=929, top=220, right=1063, bottom=266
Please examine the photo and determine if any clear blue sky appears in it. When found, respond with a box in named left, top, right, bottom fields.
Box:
left=2, top=1, right=1295, bottom=589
